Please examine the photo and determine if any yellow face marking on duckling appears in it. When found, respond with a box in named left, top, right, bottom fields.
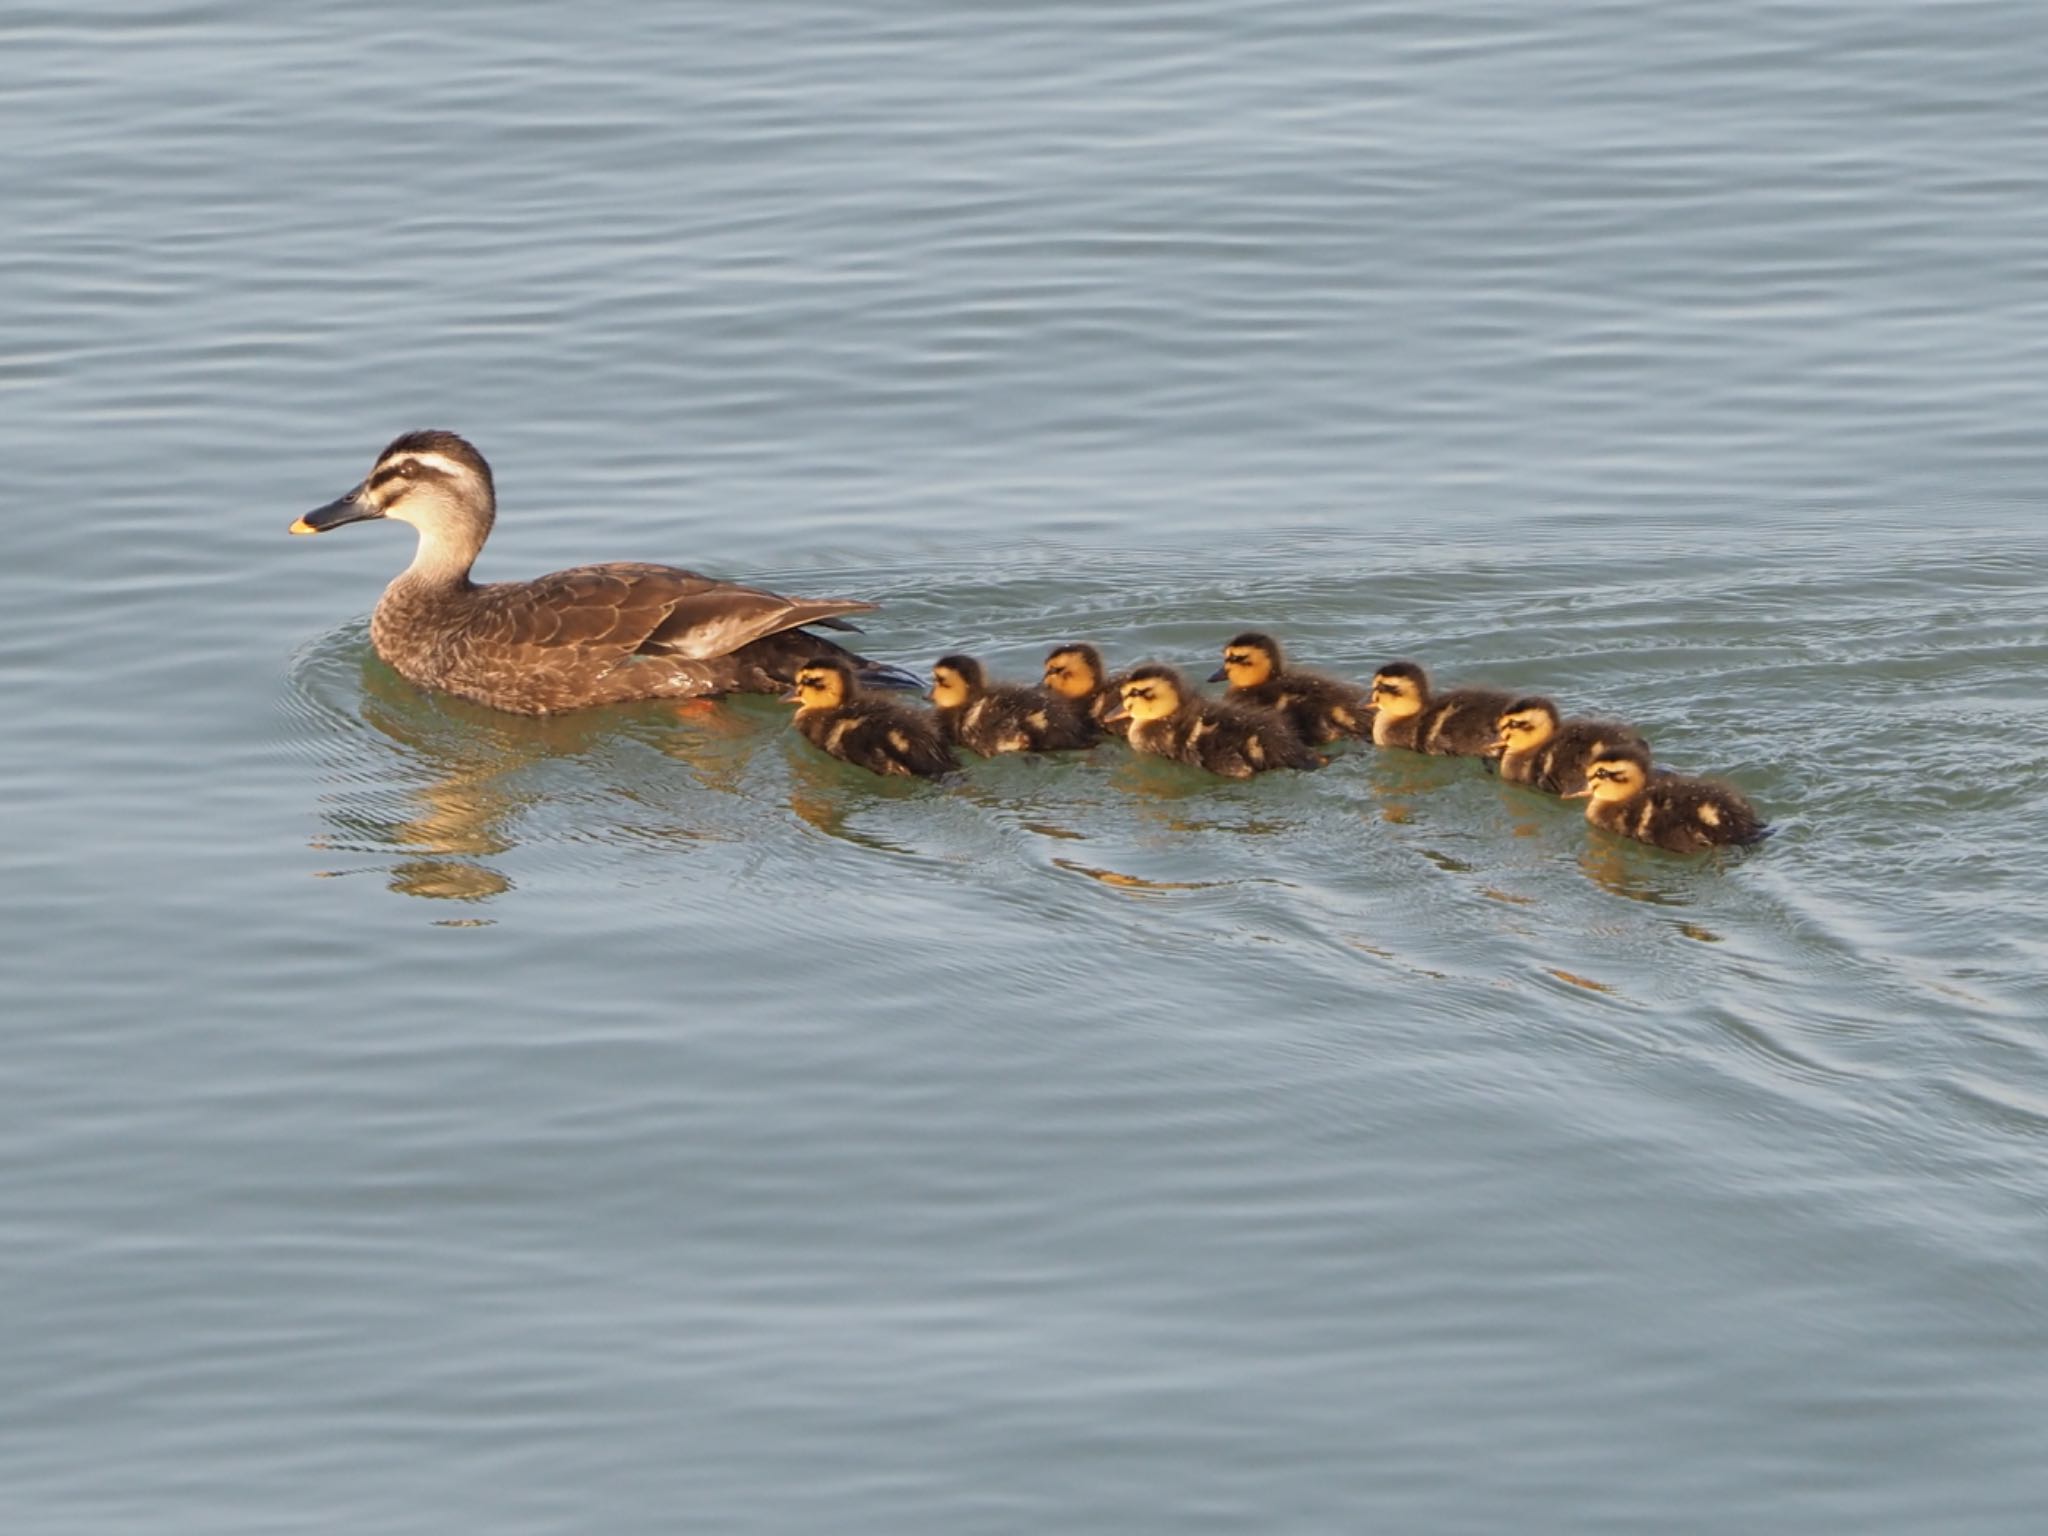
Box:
left=929, top=665, right=970, bottom=711
left=1368, top=674, right=1423, bottom=721
left=1493, top=712, right=1555, bottom=755
left=1575, top=758, right=1648, bottom=803
left=1042, top=650, right=1098, bottom=700
left=1118, top=677, right=1181, bottom=723
left=1219, top=645, right=1274, bottom=689
left=789, top=667, right=845, bottom=712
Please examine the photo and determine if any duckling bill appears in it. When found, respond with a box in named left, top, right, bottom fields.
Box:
left=1488, top=696, right=1649, bottom=798
left=929, top=654, right=1097, bottom=756
left=1567, top=744, right=1767, bottom=853
left=1107, top=664, right=1323, bottom=778
left=784, top=657, right=955, bottom=779
left=1209, top=631, right=1372, bottom=745
left=293, top=430, right=917, bottom=715
left=1368, top=661, right=1511, bottom=757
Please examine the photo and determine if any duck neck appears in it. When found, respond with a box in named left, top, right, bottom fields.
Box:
left=396, top=518, right=483, bottom=591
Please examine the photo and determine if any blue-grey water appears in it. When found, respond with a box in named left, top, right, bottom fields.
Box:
left=4, top=3, right=2047, bottom=1531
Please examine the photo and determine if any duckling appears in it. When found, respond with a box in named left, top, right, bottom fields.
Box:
left=1368, top=661, right=1513, bottom=757
left=928, top=654, right=1097, bottom=756
left=783, top=657, right=955, bottom=779
left=1106, top=664, right=1323, bottom=779
left=1567, top=743, right=1768, bottom=853
left=291, top=430, right=919, bottom=715
left=1208, top=631, right=1372, bottom=746
left=1488, top=696, right=1649, bottom=797
left=1042, top=643, right=1132, bottom=739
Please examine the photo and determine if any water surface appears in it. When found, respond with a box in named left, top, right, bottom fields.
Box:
left=4, top=3, right=2047, bottom=1532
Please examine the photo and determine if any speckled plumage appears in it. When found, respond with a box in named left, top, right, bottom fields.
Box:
left=1575, top=744, right=1767, bottom=853
left=1210, top=631, right=1372, bottom=746
left=1491, top=696, right=1649, bottom=797
left=1042, top=643, right=1132, bottom=740
left=789, top=658, right=955, bottom=779
left=296, top=430, right=912, bottom=716
left=1369, top=661, right=1511, bottom=757
left=1113, top=664, right=1323, bottom=779
left=930, top=654, right=1097, bottom=757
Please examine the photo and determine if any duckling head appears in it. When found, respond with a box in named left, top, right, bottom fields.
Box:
left=1106, top=663, right=1185, bottom=726
left=1369, top=661, right=1429, bottom=724
left=1043, top=643, right=1107, bottom=701
left=293, top=430, right=498, bottom=577
left=1491, top=696, right=1561, bottom=758
left=1567, top=743, right=1653, bottom=803
left=1209, top=632, right=1282, bottom=689
left=928, top=653, right=986, bottom=710
left=783, top=656, right=857, bottom=713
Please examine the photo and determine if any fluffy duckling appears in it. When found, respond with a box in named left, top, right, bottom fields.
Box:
left=928, top=653, right=1097, bottom=756
left=1368, top=661, right=1513, bottom=756
left=1488, top=696, right=1649, bottom=798
left=1567, top=743, right=1767, bottom=853
left=1042, top=643, right=1131, bottom=739
left=1106, top=664, right=1323, bottom=779
left=1208, top=631, right=1372, bottom=746
left=783, top=657, right=955, bottom=780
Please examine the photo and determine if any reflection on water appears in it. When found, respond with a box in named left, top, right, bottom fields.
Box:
left=310, top=654, right=615, bottom=903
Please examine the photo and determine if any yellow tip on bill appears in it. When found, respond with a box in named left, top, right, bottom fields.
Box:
left=288, top=517, right=318, bottom=535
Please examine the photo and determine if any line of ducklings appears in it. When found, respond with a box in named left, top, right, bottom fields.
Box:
left=781, top=633, right=1767, bottom=854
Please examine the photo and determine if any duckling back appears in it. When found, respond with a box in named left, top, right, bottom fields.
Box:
left=939, top=685, right=1096, bottom=756
left=1132, top=698, right=1322, bottom=779
left=797, top=699, right=955, bottom=779
left=1589, top=772, right=1767, bottom=853
left=1234, top=673, right=1372, bottom=745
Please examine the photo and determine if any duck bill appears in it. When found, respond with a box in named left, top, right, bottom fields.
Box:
left=1561, top=786, right=1593, bottom=800
left=778, top=687, right=802, bottom=704
left=1103, top=705, right=1131, bottom=725
left=289, top=487, right=382, bottom=535
left=1483, top=737, right=1508, bottom=759
left=1205, top=666, right=1229, bottom=683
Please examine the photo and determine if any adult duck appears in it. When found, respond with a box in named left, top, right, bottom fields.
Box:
left=291, top=430, right=915, bottom=715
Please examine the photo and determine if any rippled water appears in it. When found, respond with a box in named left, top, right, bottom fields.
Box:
left=5, top=3, right=2048, bottom=1532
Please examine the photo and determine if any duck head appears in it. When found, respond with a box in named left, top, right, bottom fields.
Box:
left=928, top=654, right=985, bottom=710
left=1042, top=644, right=1106, bottom=701
left=783, top=657, right=855, bottom=713
left=1368, top=661, right=1429, bottom=725
left=1490, top=696, right=1560, bottom=759
left=293, top=430, right=498, bottom=578
left=1106, top=664, right=1184, bottom=726
left=1210, top=632, right=1281, bottom=689
left=1567, top=744, right=1653, bottom=803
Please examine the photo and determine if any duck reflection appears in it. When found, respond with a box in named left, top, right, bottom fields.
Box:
left=316, top=655, right=740, bottom=903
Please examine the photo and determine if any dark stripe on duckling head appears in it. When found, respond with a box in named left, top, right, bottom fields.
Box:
left=1225, top=631, right=1282, bottom=662
left=932, top=653, right=986, bottom=691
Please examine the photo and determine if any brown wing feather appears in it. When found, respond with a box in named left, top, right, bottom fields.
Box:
left=467, top=563, right=875, bottom=664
